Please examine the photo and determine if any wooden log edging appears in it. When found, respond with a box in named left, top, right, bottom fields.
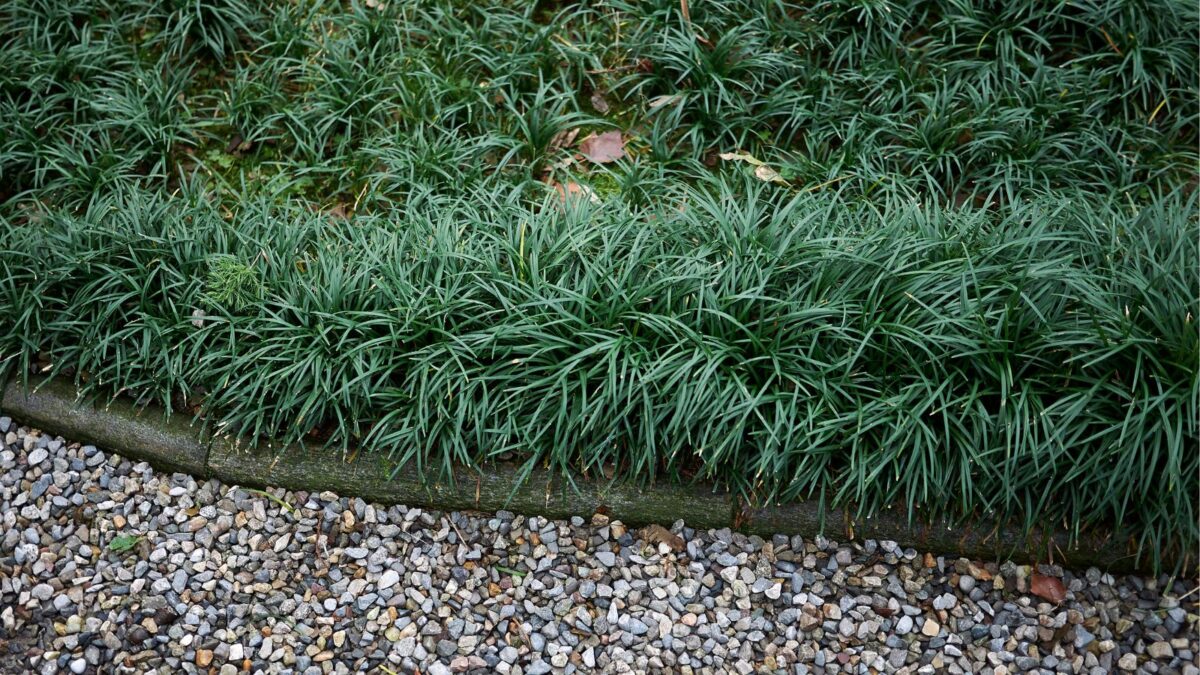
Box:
left=1, top=375, right=1151, bottom=572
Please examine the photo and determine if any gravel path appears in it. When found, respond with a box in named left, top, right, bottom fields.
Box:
left=2, top=421, right=1197, bottom=675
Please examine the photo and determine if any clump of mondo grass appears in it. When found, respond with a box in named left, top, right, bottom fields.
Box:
left=0, top=183, right=1195, bottom=569
left=203, top=255, right=265, bottom=312
left=0, top=0, right=1195, bottom=211
left=0, top=0, right=1196, bottom=570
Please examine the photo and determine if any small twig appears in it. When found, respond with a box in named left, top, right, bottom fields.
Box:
left=1174, top=585, right=1200, bottom=602
left=314, top=510, right=327, bottom=566
left=447, top=516, right=467, bottom=545
left=1099, top=27, right=1122, bottom=55
left=352, top=181, right=369, bottom=213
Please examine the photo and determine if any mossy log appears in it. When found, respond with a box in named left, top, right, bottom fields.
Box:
left=206, top=437, right=733, bottom=530
left=738, top=501, right=1147, bottom=572
left=1, top=375, right=1167, bottom=573
left=2, top=376, right=210, bottom=477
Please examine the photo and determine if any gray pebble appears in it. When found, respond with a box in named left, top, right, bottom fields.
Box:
left=0, top=424, right=1191, bottom=675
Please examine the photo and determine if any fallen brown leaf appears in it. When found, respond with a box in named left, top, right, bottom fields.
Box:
left=719, top=152, right=789, bottom=186
left=553, top=181, right=600, bottom=205
left=578, top=131, right=625, bottom=164
left=549, top=127, right=580, bottom=152
left=546, top=155, right=577, bottom=172
left=1030, top=574, right=1066, bottom=603
left=754, top=164, right=784, bottom=184
left=967, top=562, right=993, bottom=581
left=648, top=94, right=683, bottom=110
left=718, top=151, right=763, bottom=165
left=639, top=524, right=685, bottom=552
left=325, top=204, right=348, bottom=220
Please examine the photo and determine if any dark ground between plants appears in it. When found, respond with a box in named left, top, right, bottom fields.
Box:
left=0, top=0, right=1197, bottom=568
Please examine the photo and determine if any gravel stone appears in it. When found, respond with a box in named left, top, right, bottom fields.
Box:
left=378, top=569, right=400, bottom=590
left=1148, top=641, right=1174, bottom=659
left=0, top=424, right=1194, bottom=675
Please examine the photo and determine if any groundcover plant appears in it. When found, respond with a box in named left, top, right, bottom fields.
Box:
left=0, top=0, right=1196, bottom=567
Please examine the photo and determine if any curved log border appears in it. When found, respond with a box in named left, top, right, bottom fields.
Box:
left=2, top=376, right=1155, bottom=572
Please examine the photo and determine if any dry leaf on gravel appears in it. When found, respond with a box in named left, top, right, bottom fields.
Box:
left=578, top=131, right=625, bottom=164
left=1030, top=574, right=1067, bottom=603
left=639, top=524, right=685, bottom=552
left=967, top=562, right=993, bottom=581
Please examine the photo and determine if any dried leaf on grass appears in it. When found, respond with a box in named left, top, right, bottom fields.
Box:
left=553, top=181, right=600, bottom=205
left=1030, top=574, right=1066, bottom=603
left=754, top=164, right=784, bottom=183
left=549, top=127, right=580, bottom=152
left=546, top=155, right=577, bottom=172
left=309, top=202, right=349, bottom=220
left=578, top=131, right=626, bottom=164
left=590, top=91, right=610, bottom=114
left=648, top=94, right=683, bottom=110
left=718, top=152, right=789, bottom=186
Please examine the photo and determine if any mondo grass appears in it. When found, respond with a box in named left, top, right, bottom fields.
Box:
left=0, top=0, right=1196, bottom=568
left=0, top=0, right=1195, bottom=209
left=0, top=184, right=1195, bottom=567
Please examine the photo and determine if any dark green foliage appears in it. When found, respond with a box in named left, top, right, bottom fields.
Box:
left=1, top=0, right=1195, bottom=207
left=1, top=186, right=1196, bottom=565
left=0, top=0, right=1196, bottom=565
